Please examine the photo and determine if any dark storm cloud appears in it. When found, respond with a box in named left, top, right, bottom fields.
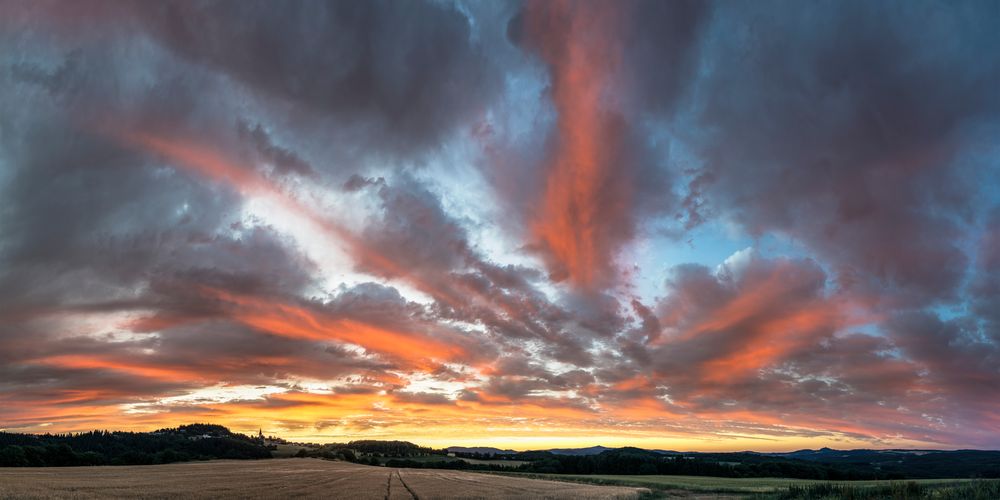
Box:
left=392, top=391, right=453, bottom=406
left=0, top=15, right=255, bottom=320
left=359, top=175, right=472, bottom=278
left=684, top=0, right=1000, bottom=306
left=880, top=311, right=1000, bottom=444
left=136, top=0, right=501, bottom=157
left=323, top=282, right=419, bottom=323
left=970, top=208, right=1000, bottom=341
left=237, top=121, right=316, bottom=178
left=885, top=312, right=1000, bottom=403
left=621, top=0, right=708, bottom=116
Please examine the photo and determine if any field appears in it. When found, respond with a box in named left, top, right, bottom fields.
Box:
left=0, top=459, right=645, bottom=499
left=270, top=443, right=310, bottom=458
left=3, top=460, right=999, bottom=500
left=488, top=472, right=1000, bottom=498
left=490, top=473, right=972, bottom=493
left=400, top=455, right=529, bottom=467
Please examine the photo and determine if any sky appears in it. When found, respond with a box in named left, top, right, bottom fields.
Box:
left=1, top=0, right=999, bottom=452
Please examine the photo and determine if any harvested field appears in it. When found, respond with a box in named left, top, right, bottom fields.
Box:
left=0, top=459, right=646, bottom=499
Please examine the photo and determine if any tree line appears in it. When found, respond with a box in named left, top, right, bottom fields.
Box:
left=378, top=448, right=900, bottom=480
left=0, top=424, right=270, bottom=467
left=509, top=448, right=894, bottom=480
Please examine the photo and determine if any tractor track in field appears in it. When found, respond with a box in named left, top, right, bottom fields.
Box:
left=397, top=470, right=419, bottom=500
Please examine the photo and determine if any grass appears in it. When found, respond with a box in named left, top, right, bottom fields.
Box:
left=758, top=479, right=1000, bottom=499
left=483, top=471, right=1000, bottom=499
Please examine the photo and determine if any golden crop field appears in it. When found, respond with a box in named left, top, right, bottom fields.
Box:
left=0, top=459, right=646, bottom=499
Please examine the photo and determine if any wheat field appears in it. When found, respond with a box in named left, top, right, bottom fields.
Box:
left=0, top=459, right=646, bottom=499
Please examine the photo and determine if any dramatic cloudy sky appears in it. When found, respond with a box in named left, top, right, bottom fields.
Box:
left=2, top=0, right=1000, bottom=451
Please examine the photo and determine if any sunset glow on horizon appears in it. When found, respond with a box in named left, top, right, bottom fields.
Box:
left=2, top=0, right=1000, bottom=453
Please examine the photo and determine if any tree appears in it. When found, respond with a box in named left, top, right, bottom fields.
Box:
left=0, top=446, right=28, bottom=467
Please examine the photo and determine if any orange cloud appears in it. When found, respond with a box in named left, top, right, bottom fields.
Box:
left=697, top=303, right=842, bottom=382
left=204, top=288, right=469, bottom=371
left=523, top=0, right=631, bottom=290
left=28, top=354, right=207, bottom=382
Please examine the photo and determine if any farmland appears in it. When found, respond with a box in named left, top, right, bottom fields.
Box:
left=487, top=472, right=1000, bottom=498
left=489, top=472, right=973, bottom=493
left=0, top=459, right=645, bottom=499
left=3, top=459, right=1000, bottom=499
left=391, top=455, right=529, bottom=467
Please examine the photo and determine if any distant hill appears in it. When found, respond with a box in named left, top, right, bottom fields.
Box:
left=754, top=448, right=1000, bottom=478
left=347, top=440, right=433, bottom=456
left=447, top=446, right=517, bottom=455
left=520, top=447, right=999, bottom=479
left=439, top=444, right=1000, bottom=479
left=546, top=445, right=614, bottom=456
left=448, top=445, right=622, bottom=457
left=765, top=447, right=942, bottom=461
left=446, top=445, right=619, bottom=457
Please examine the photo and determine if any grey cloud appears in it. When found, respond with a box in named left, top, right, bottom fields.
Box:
left=138, top=0, right=503, bottom=157
left=621, top=0, right=708, bottom=116
left=969, top=208, right=1000, bottom=341
left=392, top=391, right=453, bottom=406
left=361, top=175, right=472, bottom=277
left=237, top=121, right=316, bottom=178
left=683, top=0, right=1000, bottom=306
